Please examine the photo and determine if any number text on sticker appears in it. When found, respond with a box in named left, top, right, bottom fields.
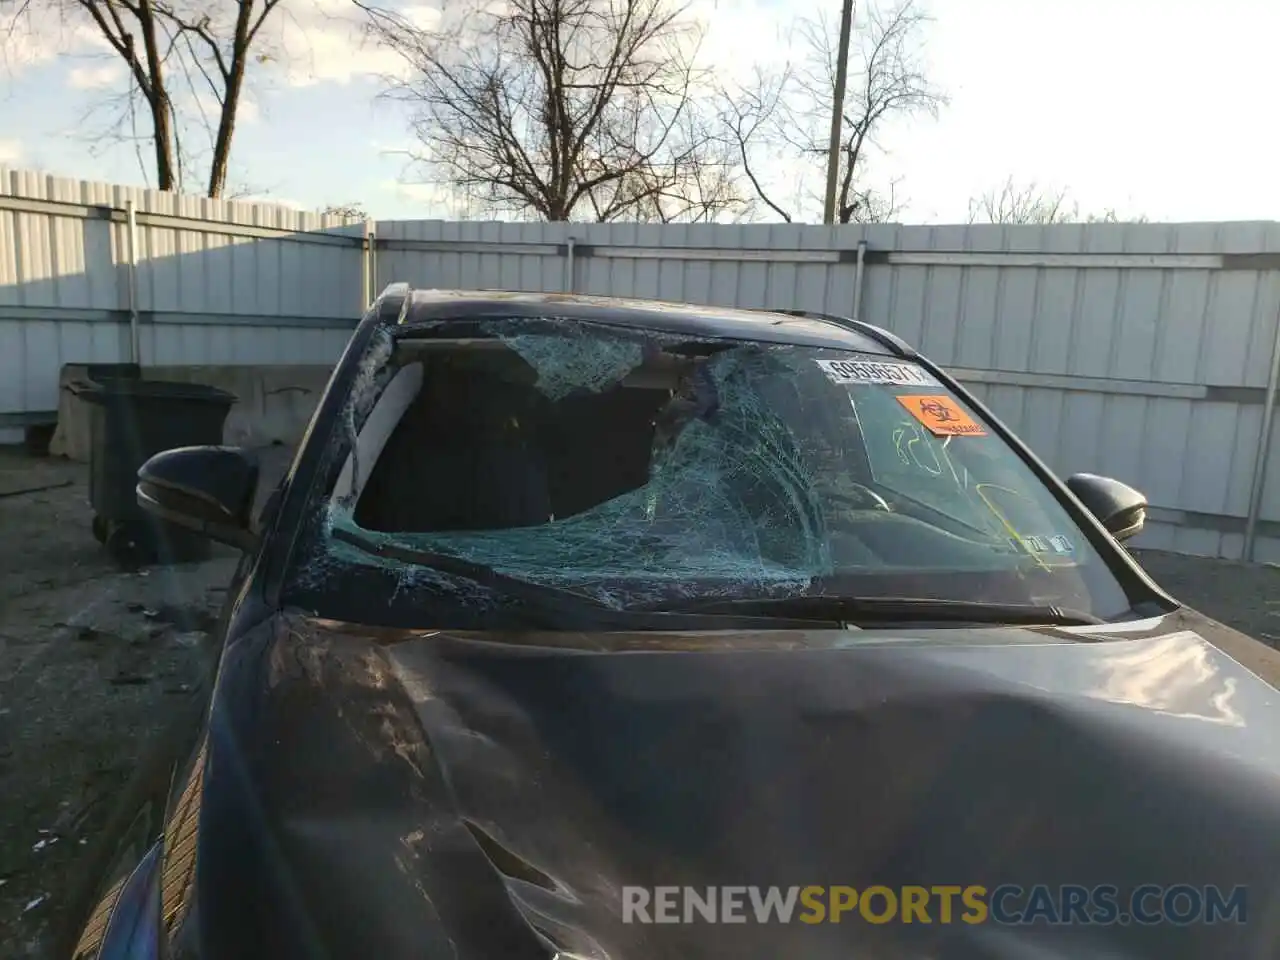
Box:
left=817, top=359, right=937, bottom=387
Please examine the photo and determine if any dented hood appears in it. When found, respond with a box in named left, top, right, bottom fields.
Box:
left=201, top=611, right=1280, bottom=959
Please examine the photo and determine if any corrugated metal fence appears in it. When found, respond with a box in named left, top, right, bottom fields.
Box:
left=5, top=168, right=1280, bottom=563
left=0, top=167, right=368, bottom=429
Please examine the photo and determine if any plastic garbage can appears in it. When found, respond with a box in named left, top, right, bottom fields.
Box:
left=70, top=377, right=237, bottom=569
left=82, top=362, right=143, bottom=382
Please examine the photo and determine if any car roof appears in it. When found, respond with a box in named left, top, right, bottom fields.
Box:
left=395, top=288, right=908, bottom=356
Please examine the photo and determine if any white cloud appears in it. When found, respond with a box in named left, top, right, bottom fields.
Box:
left=67, top=63, right=123, bottom=90
left=236, top=0, right=772, bottom=93
left=0, top=139, right=23, bottom=164
left=689, top=0, right=803, bottom=83
left=278, top=32, right=407, bottom=87
left=176, top=88, right=260, bottom=128
left=401, top=5, right=444, bottom=30
left=392, top=181, right=441, bottom=202
left=380, top=178, right=480, bottom=219
left=0, top=7, right=62, bottom=72
left=2, top=0, right=415, bottom=89
left=265, top=0, right=421, bottom=87
left=0, top=6, right=119, bottom=75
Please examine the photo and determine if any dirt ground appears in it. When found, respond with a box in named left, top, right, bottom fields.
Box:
left=1129, top=548, right=1280, bottom=644
left=0, top=449, right=244, bottom=958
left=1, top=447, right=1279, bottom=957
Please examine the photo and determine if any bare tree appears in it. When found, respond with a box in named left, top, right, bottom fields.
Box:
left=580, top=112, right=748, bottom=222
left=356, top=0, right=745, bottom=223
left=967, top=177, right=1077, bottom=224
left=718, top=63, right=798, bottom=222
left=1083, top=207, right=1150, bottom=224
left=805, top=1, right=944, bottom=223
left=717, top=0, right=945, bottom=223
left=4, top=0, right=284, bottom=196
left=968, top=177, right=1150, bottom=224
left=166, top=0, right=284, bottom=197
left=319, top=202, right=368, bottom=218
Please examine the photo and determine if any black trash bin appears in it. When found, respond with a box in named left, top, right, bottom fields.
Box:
left=82, top=362, right=142, bottom=382
left=71, top=377, right=238, bottom=569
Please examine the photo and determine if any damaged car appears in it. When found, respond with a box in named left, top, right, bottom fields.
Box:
left=61, top=285, right=1280, bottom=960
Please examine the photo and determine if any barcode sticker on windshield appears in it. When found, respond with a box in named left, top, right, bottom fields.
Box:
left=1015, top=534, right=1074, bottom=556
left=816, top=358, right=937, bottom=387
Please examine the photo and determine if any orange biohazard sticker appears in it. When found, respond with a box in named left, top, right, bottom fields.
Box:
left=896, top=395, right=988, bottom=437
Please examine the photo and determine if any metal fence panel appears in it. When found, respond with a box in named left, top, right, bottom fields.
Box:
left=0, top=166, right=366, bottom=426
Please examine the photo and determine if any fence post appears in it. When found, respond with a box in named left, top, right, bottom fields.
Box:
left=852, top=239, right=867, bottom=322
left=362, top=218, right=375, bottom=309
left=124, top=200, right=140, bottom=364
left=564, top=236, right=577, bottom=293
left=1244, top=292, right=1280, bottom=562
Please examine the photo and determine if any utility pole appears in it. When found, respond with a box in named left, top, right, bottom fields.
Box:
left=822, top=0, right=856, bottom=225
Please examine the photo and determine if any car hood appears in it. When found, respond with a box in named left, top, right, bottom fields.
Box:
left=198, top=608, right=1280, bottom=960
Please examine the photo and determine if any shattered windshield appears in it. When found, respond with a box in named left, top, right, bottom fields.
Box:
left=294, top=315, right=1132, bottom=621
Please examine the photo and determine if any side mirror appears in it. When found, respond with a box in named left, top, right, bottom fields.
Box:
left=137, top=446, right=261, bottom=552
left=1066, top=473, right=1147, bottom=542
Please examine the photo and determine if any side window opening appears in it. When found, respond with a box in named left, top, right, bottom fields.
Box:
left=332, top=361, right=424, bottom=505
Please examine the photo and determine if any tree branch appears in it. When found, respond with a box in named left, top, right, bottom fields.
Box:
left=8, top=0, right=285, bottom=196
left=714, top=0, right=945, bottom=223
left=358, top=0, right=744, bottom=222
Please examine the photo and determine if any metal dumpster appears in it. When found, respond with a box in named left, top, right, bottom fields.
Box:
left=72, top=376, right=237, bottom=568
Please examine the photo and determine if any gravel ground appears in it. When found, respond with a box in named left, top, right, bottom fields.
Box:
left=1129, top=548, right=1280, bottom=643
left=0, top=449, right=242, bottom=958
left=0, top=446, right=1278, bottom=957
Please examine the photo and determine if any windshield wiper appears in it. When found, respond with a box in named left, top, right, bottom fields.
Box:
left=331, top=527, right=849, bottom=630
left=332, top=526, right=613, bottom=622
left=637, top=594, right=1104, bottom=627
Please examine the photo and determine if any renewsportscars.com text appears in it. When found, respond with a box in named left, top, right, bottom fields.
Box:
left=621, top=885, right=1248, bottom=926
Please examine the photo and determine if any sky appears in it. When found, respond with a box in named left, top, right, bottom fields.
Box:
left=0, top=0, right=1277, bottom=224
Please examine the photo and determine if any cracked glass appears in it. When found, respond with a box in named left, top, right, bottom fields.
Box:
left=292, top=315, right=1132, bottom=620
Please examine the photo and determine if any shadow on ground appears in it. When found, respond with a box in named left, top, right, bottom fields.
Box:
left=0, top=445, right=291, bottom=959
